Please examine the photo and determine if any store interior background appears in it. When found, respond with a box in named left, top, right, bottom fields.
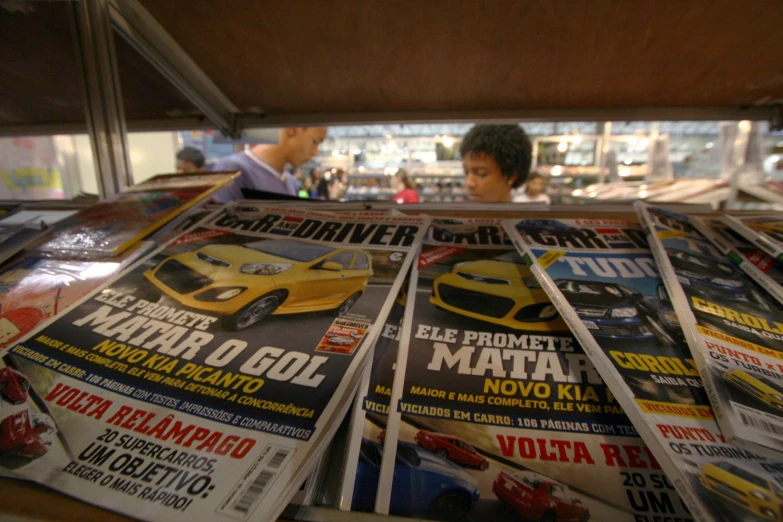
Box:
left=2, top=121, right=782, bottom=206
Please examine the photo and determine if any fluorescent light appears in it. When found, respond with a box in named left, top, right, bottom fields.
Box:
left=739, top=120, right=751, bottom=132
left=624, top=159, right=632, bottom=165
left=358, top=166, right=365, bottom=172
left=572, top=135, right=583, bottom=145
left=442, top=136, right=454, bottom=148
left=638, top=190, right=648, bottom=198
left=639, top=138, right=649, bottom=147
left=331, top=150, right=339, bottom=156
left=572, top=189, right=583, bottom=196
left=705, top=142, right=714, bottom=149
left=619, top=167, right=631, bottom=177
left=557, top=142, right=568, bottom=153
left=551, top=165, right=563, bottom=176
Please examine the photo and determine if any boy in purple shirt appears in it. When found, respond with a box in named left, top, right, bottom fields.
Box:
left=212, top=127, right=327, bottom=202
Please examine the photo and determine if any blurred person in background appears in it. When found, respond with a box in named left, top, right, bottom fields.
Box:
left=309, top=168, right=323, bottom=199
left=316, top=177, right=330, bottom=200
left=211, top=127, right=327, bottom=202
left=514, top=172, right=551, bottom=203
left=176, top=147, right=205, bottom=173
left=329, top=169, right=348, bottom=200
left=392, top=169, right=420, bottom=203
left=460, top=124, right=532, bottom=203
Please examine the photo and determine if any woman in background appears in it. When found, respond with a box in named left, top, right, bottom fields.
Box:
left=514, top=173, right=551, bottom=203
left=392, top=169, right=420, bottom=204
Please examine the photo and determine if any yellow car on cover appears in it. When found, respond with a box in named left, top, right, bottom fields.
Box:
left=700, top=461, right=783, bottom=520
left=724, top=369, right=783, bottom=411
left=143, top=239, right=373, bottom=330
left=430, top=252, right=565, bottom=331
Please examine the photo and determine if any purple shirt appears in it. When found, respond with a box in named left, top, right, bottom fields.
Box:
left=211, top=150, right=297, bottom=202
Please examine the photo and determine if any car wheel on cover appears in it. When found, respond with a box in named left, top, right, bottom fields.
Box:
left=479, top=460, right=489, bottom=471
left=222, top=291, right=284, bottom=331
left=435, top=447, right=449, bottom=459
left=540, top=510, right=557, bottom=522
left=424, top=491, right=471, bottom=521
left=646, top=316, right=675, bottom=345
left=336, top=292, right=362, bottom=316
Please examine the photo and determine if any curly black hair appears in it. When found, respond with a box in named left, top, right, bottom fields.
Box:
left=460, top=125, right=532, bottom=189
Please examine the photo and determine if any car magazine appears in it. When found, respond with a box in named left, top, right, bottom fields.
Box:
left=1, top=203, right=429, bottom=522
left=371, top=218, right=687, bottom=522
left=691, top=216, right=783, bottom=306
left=721, top=215, right=783, bottom=263
left=505, top=216, right=783, bottom=522
left=36, top=172, right=237, bottom=259
left=637, top=204, right=783, bottom=459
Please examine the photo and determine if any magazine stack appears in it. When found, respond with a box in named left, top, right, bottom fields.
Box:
left=505, top=216, right=783, bottom=522
left=355, top=218, right=690, bottom=522
left=1, top=203, right=428, bottom=522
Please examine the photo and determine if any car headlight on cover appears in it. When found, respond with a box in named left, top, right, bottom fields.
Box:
left=240, top=262, right=292, bottom=275
left=194, top=287, right=247, bottom=302
left=772, top=394, right=783, bottom=401
left=710, top=277, right=742, bottom=288
left=750, top=490, right=769, bottom=501
left=452, top=262, right=468, bottom=272
left=538, top=304, right=558, bottom=319
left=522, top=276, right=541, bottom=288
left=611, top=307, right=638, bottom=318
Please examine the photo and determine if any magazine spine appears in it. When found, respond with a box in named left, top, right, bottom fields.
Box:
left=373, top=260, right=421, bottom=515
left=505, top=222, right=710, bottom=522
left=336, top=357, right=374, bottom=510
left=633, top=203, right=733, bottom=439
left=721, top=214, right=783, bottom=261
left=691, top=217, right=783, bottom=307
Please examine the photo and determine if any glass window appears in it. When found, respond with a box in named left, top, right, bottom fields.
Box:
left=353, top=252, right=369, bottom=269
left=328, top=251, right=354, bottom=269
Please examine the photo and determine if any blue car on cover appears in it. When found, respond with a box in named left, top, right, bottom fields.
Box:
left=555, top=279, right=676, bottom=344
left=352, top=439, right=480, bottom=519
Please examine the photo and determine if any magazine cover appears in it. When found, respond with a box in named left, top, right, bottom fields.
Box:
left=691, top=216, right=783, bottom=306
left=372, top=218, right=688, bottom=522
left=637, top=204, right=783, bottom=459
left=721, top=215, right=783, bottom=263
left=2, top=204, right=428, bottom=522
left=506, top=216, right=783, bottom=522
left=37, top=172, right=237, bottom=258
left=125, top=172, right=239, bottom=193
left=0, top=224, right=49, bottom=267
left=0, top=242, right=153, bottom=355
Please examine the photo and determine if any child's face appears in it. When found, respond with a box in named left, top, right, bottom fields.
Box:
left=463, top=152, right=515, bottom=202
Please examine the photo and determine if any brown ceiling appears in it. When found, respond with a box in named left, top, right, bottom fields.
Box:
left=2, top=0, right=782, bottom=133
left=138, top=0, right=783, bottom=118
left=0, top=1, right=199, bottom=132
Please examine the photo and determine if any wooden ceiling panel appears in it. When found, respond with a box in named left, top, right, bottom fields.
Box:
left=137, top=0, right=783, bottom=117
left=0, top=3, right=85, bottom=126
left=0, top=2, right=199, bottom=132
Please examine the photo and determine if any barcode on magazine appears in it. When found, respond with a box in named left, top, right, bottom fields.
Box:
left=216, top=445, right=295, bottom=520
left=739, top=411, right=783, bottom=437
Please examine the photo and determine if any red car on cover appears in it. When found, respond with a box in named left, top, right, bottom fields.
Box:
left=0, top=410, right=56, bottom=465
left=0, top=368, right=31, bottom=405
left=493, top=470, right=590, bottom=522
left=415, top=429, right=489, bottom=470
